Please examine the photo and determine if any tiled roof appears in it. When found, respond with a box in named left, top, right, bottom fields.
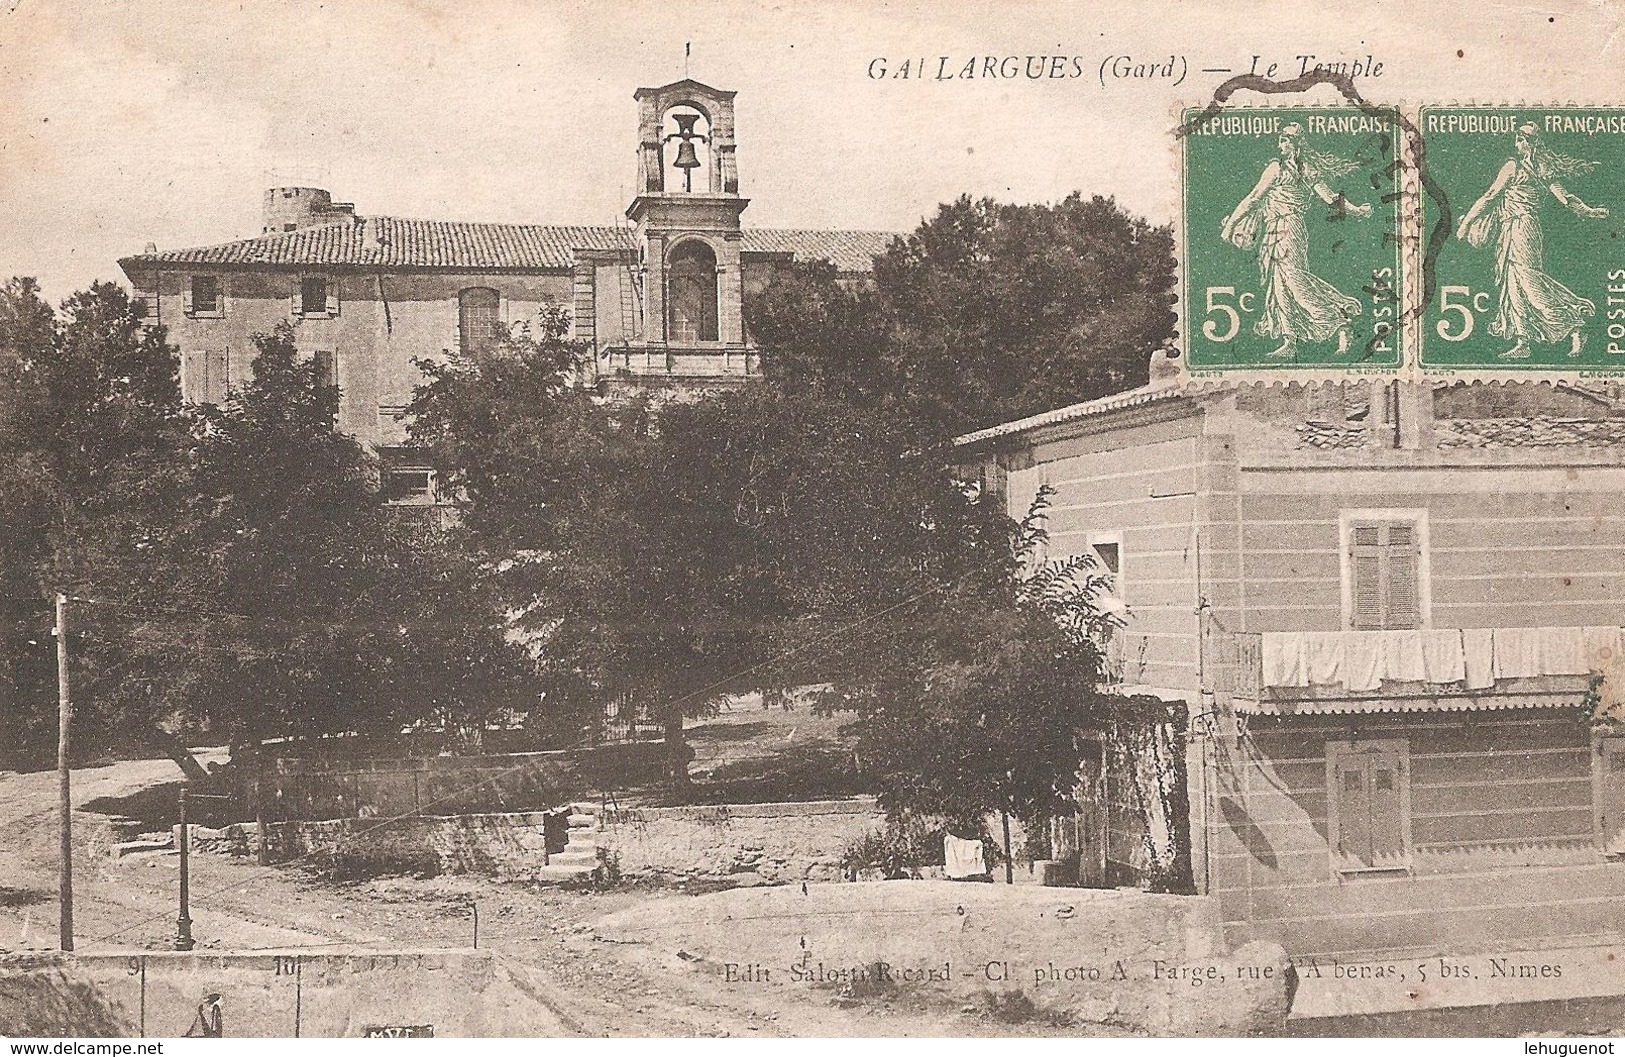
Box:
left=119, top=218, right=893, bottom=275
left=953, top=383, right=1191, bottom=449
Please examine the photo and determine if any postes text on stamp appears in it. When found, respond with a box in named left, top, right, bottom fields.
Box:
left=1182, top=107, right=1403, bottom=375
left=1420, top=107, right=1624, bottom=373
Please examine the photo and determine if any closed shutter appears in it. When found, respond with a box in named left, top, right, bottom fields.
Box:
left=1385, top=524, right=1420, bottom=629
left=1331, top=743, right=1409, bottom=871
left=1368, top=758, right=1404, bottom=862
left=210, top=349, right=230, bottom=402
left=290, top=279, right=302, bottom=319
left=1336, top=760, right=1372, bottom=865
left=182, top=282, right=195, bottom=317
left=1350, top=525, right=1386, bottom=629
left=182, top=349, right=207, bottom=402
left=312, top=350, right=337, bottom=389
left=1349, top=521, right=1421, bottom=630
left=325, top=277, right=340, bottom=317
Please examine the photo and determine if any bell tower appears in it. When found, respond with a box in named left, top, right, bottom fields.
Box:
left=607, top=79, right=752, bottom=387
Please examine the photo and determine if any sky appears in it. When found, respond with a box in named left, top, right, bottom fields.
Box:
left=2, top=0, right=1622, bottom=301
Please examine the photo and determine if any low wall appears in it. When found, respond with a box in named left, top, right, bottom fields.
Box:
left=598, top=799, right=887, bottom=883
left=261, top=811, right=555, bottom=881
left=2, top=950, right=576, bottom=1038
left=593, top=882, right=1290, bottom=1035
left=263, top=741, right=666, bottom=821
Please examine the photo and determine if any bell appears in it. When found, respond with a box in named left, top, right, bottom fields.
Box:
left=672, top=139, right=702, bottom=171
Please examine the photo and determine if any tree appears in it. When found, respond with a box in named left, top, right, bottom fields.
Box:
left=123, top=323, right=529, bottom=755
left=0, top=286, right=527, bottom=767
left=409, top=309, right=1015, bottom=780
left=749, top=193, right=1177, bottom=438
left=0, top=280, right=192, bottom=763
left=839, top=487, right=1186, bottom=885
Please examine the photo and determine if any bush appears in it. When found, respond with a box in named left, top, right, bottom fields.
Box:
left=839, top=815, right=943, bottom=877
left=303, top=844, right=441, bottom=883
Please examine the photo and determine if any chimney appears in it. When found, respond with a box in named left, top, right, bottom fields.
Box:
left=262, top=187, right=357, bottom=234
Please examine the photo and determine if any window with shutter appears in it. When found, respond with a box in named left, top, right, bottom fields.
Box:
left=182, top=349, right=230, bottom=404
left=301, top=276, right=328, bottom=316
left=1347, top=519, right=1423, bottom=630
left=311, top=350, right=337, bottom=389
left=210, top=349, right=231, bottom=402
left=189, top=275, right=221, bottom=317
left=459, top=288, right=501, bottom=355
left=1327, top=739, right=1410, bottom=875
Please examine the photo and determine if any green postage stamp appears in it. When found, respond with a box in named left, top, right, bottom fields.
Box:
left=1181, top=107, right=1404, bottom=375
left=1420, top=107, right=1625, bottom=373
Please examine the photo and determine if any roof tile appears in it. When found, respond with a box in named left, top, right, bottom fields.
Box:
left=121, top=218, right=893, bottom=275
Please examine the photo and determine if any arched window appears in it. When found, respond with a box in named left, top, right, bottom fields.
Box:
left=666, top=241, right=718, bottom=343
left=458, top=287, right=501, bottom=356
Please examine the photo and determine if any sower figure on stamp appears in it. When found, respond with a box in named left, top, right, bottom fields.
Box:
left=1456, top=122, right=1608, bottom=359
left=1220, top=123, right=1373, bottom=359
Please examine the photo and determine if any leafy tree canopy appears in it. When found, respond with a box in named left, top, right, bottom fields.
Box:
left=749, top=193, right=1177, bottom=438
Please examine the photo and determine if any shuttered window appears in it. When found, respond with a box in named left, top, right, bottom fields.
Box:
left=459, top=288, right=502, bottom=356
left=311, top=349, right=337, bottom=389
left=186, top=275, right=221, bottom=317
left=1348, top=521, right=1421, bottom=630
left=182, top=349, right=231, bottom=404
left=301, top=277, right=327, bottom=315
left=1328, top=740, right=1409, bottom=873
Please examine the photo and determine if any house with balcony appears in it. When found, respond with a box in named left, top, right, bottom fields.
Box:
left=954, top=370, right=1625, bottom=968
left=115, top=78, right=890, bottom=505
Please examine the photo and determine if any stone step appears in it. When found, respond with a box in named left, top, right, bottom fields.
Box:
left=566, top=813, right=596, bottom=828
left=105, top=815, right=148, bottom=837
left=534, top=863, right=595, bottom=884
left=563, top=840, right=597, bottom=855
left=115, top=838, right=174, bottom=857
left=120, top=846, right=180, bottom=861
left=568, top=802, right=599, bottom=816
left=548, top=850, right=597, bottom=866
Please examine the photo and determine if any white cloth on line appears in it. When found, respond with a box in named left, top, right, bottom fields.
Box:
left=1261, top=632, right=1307, bottom=688
left=1538, top=626, right=1589, bottom=676
left=1340, top=631, right=1383, bottom=692
left=1420, top=629, right=1467, bottom=684
left=1303, top=632, right=1349, bottom=687
left=1379, top=630, right=1428, bottom=683
left=944, top=835, right=987, bottom=879
left=1492, top=627, right=1546, bottom=679
left=1462, top=627, right=1497, bottom=690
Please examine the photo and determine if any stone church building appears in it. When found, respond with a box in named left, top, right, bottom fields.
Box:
left=117, top=79, right=890, bottom=500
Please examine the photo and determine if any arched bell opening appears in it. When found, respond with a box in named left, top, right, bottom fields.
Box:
left=666, top=239, right=719, bottom=343
left=661, top=105, right=712, bottom=194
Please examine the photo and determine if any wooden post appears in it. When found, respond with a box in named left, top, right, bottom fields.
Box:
left=55, top=592, right=73, bottom=951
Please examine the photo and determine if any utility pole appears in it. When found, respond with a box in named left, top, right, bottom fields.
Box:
left=55, top=592, right=73, bottom=951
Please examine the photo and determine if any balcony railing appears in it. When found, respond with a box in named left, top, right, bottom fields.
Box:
left=1208, top=626, right=1619, bottom=713
left=602, top=342, right=757, bottom=381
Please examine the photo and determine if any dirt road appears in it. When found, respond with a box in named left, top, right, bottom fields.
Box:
left=0, top=756, right=1060, bottom=1037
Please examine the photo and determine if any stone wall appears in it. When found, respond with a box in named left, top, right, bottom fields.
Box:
left=262, top=741, right=666, bottom=821
left=597, top=798, right=887, bottom=884
left=259, top=811, right=555, bottom=882
left=261, top=796, right=889, bottom=886
left=4, top=949, right=573, bottom=1037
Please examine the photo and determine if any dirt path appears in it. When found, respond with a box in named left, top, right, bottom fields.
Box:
left=0, top=757, right=1056, bottom=1037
